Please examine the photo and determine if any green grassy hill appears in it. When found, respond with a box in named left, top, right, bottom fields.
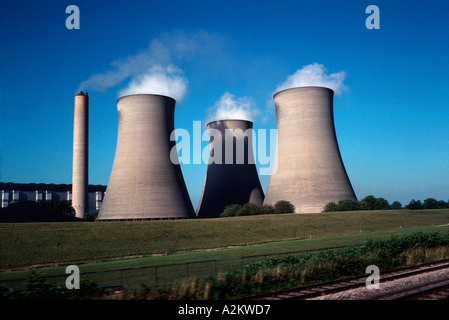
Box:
left=1, top=209, right=448, bottom=270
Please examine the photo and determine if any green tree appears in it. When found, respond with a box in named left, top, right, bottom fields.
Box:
left=437, top=200, right=449, bottom=209
left=406, top=199, right=423, bottom=210
left=423, top=198, right=440, bottom=209
left=361, top=195, right=377, bottom=210
left=337, top=199, right=360, bottom=211
left=274, top=200, right=295, bottom=214
left=237, top=203, right=261, bottom=216
left=55, top=200, right=76, bottom=217
left=220, top=204, right=242, bottom=217
left=259, top=204, right=275, bottom=215
left=391, top=201, right=402, bottom=210
left=373, top=197, right=390, bottom=210
left=323, top=202, right=340, bottom=212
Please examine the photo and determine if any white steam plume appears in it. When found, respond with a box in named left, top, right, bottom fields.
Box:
left=276, top=63, right=347, bottom=96
left=118, top=64, right=187, bottom=102
left=77, top=38, right=171, bottom=92
left=78, top=31, right=221, bottom=101
left=206, top=92, right=260, bottom=124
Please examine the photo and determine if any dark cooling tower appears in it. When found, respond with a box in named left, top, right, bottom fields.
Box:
left=97, top=94, right=195, bottom=220
left=196, top=119, right=264, bottom=218
left=264, top=86, right=356, bottom=213
left=72, top=91, right=88, bottom=218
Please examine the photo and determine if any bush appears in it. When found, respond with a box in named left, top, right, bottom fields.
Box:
left=220, top=201, right=294, bottom=217
left=406, top=199, right=423, bottom=210
left=259, top=204, right=275, bottom=215
left=123, top=231, right=449, bottom=300
left=323, top=202, right=340, bottom=212
left=337, top=199, right=361, bottom=211
left=84, top=211, right=98, bottom=221
left=322, top=195, right=449, bottom=212
left=423, top=198, right=449, bottom=209
left=8, top=200, right=75, bottom=217
left=360, top=195, right=377, bottom=210
left=391, top=201, right=402, bottom=210
left=1, top=271, right=101, bottom=299
left=220, top=204, right=242, bottom=217
left=274, top=200, right=295, bottom=214
left=238, top=203, right=261, bottom=216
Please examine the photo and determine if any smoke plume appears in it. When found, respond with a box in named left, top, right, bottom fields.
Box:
left=78, top=31, right=220, bottom=102
left=118, top=64, right=187, bottom=102
left=206, top=92, right=259, bottom=124
left=276, top=63, right=347, bottom=95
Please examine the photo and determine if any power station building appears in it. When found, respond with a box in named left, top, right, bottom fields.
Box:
left=4, top=85, right=357, bottom=221
left=97, top=94, right=196, bottom=220
left=264, top=86, right=356, bottom=213
left=196, top=120, right=264, bottom=217
left=0, top=182, right=105, bottom=212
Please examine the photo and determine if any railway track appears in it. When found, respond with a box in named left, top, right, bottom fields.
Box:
left=390, top=282, right=449, bottom=300
left=239, top=259, right=449, bottom=300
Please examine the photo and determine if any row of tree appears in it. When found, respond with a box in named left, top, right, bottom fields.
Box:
left=220, top=200, right=295, bottom=217
left=323, top=195, right=449, bottom=212
left=0, top=200, right=79, bottom=222
left=7, top=200, right=76, bottom=216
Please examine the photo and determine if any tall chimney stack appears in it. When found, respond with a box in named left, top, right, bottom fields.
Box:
left=72, top=91, right=89, bottom=218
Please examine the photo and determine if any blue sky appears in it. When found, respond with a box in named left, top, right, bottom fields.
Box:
left=1, top=0, right=448, bottom=209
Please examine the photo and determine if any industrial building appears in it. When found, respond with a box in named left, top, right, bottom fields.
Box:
left=0, top=182, right=105, bottom=212
left=196, top=119, right=264, bottom=217
left=96, top=94, right=196, bottom=220
left=264, top=86, right=356, bottom=213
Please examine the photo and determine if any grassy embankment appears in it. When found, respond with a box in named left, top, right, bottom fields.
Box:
left=2, top=228, right=449, bottom=299
left=1, top=209, right=448, bottom=294
left=1, top=209, right=448, bottom=271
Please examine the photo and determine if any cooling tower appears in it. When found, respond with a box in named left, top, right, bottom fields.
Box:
left=72, top=91, right=88, bottom=218
left=96, top=94, right=195, bottom=220
left=196, top=119, right=264, bottom=218
left=264, top=86, right=356, bottom=213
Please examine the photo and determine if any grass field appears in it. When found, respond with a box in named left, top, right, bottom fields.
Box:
left=1, top=225, right=448, bottom=295
left=1, top=209, right=448, bottom=270
left=1, top=209, right=448, bottom=294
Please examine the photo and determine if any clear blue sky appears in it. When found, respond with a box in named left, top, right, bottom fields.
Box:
left=1, top=0, right=448, bottom=209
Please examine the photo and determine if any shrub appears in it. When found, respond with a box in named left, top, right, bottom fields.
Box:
left=323, top=202, right=339, bottom=212
left=360, top=195, right=377, bottom=210
left=274, top=200, right=295, bottom=214
left=373, top=197, right=390, bottom=210
left=259, top=204, right=275, bottom=215
left=337, top=199, right=361, bottom=211
left=391, top=201, right=402, bottom=210
left=84, top=211, right=98, bottom=221
left=406, top=199, right=423, bottom=210
left=220, top=204, right=242, bottom=217
left=132, top=231, right=449, bottom=300
left=1, top=271, right=101, bottom=299
left=237, top=203, right=260, bottom=216
left=220, top=201, right=294, bottom=217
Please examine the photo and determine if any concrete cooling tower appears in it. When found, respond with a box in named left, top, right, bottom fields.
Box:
left=72, top=91, right=89, bottom=218
left=196, top=119, right=264, bottom=218
left=264, top=86, right=356, bottom=213
left=97, top=94, right=195, bottom=220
